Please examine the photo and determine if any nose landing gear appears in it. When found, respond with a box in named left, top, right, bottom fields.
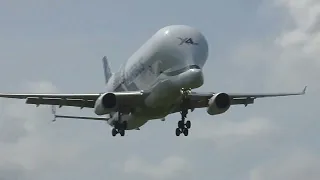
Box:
left=112, top=121, right=127, bottom=136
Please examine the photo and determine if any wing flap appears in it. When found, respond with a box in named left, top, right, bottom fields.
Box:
left=231, top=98, right=254, bottom=105
left=188, top=94, right=254, bottom=106
left=26, top=97, right=95, bottom=108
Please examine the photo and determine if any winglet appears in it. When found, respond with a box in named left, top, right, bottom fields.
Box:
left=302, top=86, right=307, bottom=94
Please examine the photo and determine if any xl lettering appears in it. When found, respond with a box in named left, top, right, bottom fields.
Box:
left=177, top=37, right=198, bottom=45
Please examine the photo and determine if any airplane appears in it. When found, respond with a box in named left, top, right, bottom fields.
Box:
left=0, top=25, right=307, bottom=137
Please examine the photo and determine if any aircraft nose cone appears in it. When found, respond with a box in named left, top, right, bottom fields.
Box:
left=177, top=67, right=204, bottom=89
left=188, top=68, right=204, bottom=88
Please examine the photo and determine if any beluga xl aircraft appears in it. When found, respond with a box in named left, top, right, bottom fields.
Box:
left=0, top=25, right=307, bottom=136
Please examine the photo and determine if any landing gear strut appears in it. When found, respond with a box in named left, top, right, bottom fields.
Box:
left=176, top=88, right=192, bottom=136
left=112, top=112, right=127, bottom=136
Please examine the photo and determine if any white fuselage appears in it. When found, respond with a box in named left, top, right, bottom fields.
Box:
left=104, top=25, right=209, bottom=130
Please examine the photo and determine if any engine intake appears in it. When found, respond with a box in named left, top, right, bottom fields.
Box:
left=102, top=93, right=117, bottom=108
left=207, top=93, right=231, bottom=115
left=94, top=92, right=118, bottom=115
left=215, top=93, right=230, bottom=109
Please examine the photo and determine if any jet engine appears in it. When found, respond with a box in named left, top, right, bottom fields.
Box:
left=207, top=93, right=231, bottom=115
left=94, top=93, right=118, bottom=115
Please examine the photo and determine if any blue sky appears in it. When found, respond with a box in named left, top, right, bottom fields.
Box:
left=0, top=0, right=319, bottom=180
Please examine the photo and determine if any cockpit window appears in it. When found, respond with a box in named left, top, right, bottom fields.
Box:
left=163, top=65, right=201, bottom=76
left=189, top=65, right=200, bottom=69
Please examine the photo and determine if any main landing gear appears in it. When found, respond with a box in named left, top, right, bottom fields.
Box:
left=112, top=112, right=127, bottom=137
left=175, top=109, right=191, bottom=136
left=176, top=88, right=192, bottom=136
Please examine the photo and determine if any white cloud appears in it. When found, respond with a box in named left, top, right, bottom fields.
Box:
left=188, top=117, right=276, bottom=149
left=274, top=0, right=320, bottom=31
left=266, top=0, right=320, bottom=91
left=124, top=156, right=191, bottom=180
left=250, top=149, right=320, bottom=180
left=190, top=117, right=273, bottom=139
left=184, top=1, right=320, bottom=179
left=0, top=81, right=84, bottom=178
left=218, top=2, right=320, bottom=179
left=274, top=0, right=320, bottom=55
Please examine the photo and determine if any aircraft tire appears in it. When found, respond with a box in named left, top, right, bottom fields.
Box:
left=178, top=121, right=184, bottom=129
left=185, top=121, right=191, bottom=129
left=183, top=128, right=189, bottom=136
left=175, top=128, right=181, bottom=136
left=119, top=129, right=125, bottom=136
left=112, top=128, right=117, bottom=136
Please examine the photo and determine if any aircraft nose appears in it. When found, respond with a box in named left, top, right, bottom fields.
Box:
left=177, top=67, right=204, bottom=89
left=188, top=68, right=204, bottom=88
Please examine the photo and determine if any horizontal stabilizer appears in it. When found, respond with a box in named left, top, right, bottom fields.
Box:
left=54, top=114, right=108, bottom=121
left=102, top=56, right=113, bottom=84
left=51, top=105, right=109, bottom=122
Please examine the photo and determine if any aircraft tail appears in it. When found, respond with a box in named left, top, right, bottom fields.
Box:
left=102, top=56, right=112, bottom=84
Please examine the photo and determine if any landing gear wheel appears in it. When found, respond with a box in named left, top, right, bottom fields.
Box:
left=111, top=111, right=126, bottom=137
left=185, top=121, right=191, bottom=129
left=178, top=121, right=184, bottom=129
left=111, top=113, right=127, bottom=137
left=183, top=128, right=189, bottom=136
left=175, top=128, right=181, bottom=136
left=119, top=129, right=125, bottom=136
left=112, top=128, right=117, bottom=136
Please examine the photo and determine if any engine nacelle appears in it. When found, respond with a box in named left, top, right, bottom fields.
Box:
left=206, top=93, right=231, bottom=115
left=94, top=93, right=118, bottom=115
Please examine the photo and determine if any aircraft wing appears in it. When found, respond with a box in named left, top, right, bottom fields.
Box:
left=0, top=93, right=100, bottom=108
left=186, top=86, right=307, bottom=109
left=0, top=91, right=147, bottom=109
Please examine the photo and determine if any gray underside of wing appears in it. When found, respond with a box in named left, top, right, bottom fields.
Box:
left=0, top=91, right=147, bottom=109
left=0, top=93, right=100, bottom=108
left=0, top=93, right=100, bottom=99
left=180, top=86, right=307, bottom=110
left=180, top=93, right=254, bottom=110
left=226, top=86, right=307, bottom=98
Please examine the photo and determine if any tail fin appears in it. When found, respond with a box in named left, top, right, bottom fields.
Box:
left=102, top=56, right=112, bottom=84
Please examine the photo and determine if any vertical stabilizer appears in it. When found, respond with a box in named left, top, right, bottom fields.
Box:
left=102, top=56, right=112, bottom=84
